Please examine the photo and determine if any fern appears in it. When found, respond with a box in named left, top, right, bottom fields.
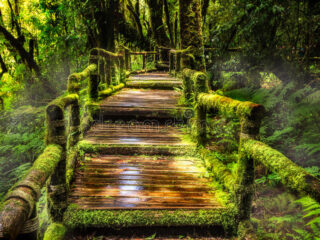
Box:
left=295, top=197, right=320, bottom=239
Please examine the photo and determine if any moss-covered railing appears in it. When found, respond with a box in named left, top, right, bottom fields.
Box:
left=179, top=67, right=320, bottom=237
left=0, top=47, right=128, bottom=240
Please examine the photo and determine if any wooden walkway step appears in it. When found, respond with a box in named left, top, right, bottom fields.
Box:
left=126, top=72, right=182, bottom=89
left=69, top=155, right=221, bottom=210
left=84, top=123, right=191, bottom=146
left=97, top=88, right=190, bottom=121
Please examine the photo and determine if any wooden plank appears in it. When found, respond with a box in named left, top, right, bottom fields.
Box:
left=70, top=189, right=215, bottom=198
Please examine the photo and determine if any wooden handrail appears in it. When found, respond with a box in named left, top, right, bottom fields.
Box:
left=0, top=145, right=63, bottom=239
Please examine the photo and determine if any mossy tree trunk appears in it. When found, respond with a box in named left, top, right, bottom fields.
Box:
left=146, top=0, right=170, bottom=48
left=179, top=0, right=205, bottom=70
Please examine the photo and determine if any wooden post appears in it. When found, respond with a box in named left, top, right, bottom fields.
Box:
left=176, top=52, right=182, bottom=73
left=236, top=107, right=264, bottom=238
left=169, top=52, right=174, bottom=73
left=89, top=49, right=99, bottom=100
left=143, top=53, right=147, bottom=70
left=69, top=103, right=80, bottom=147
left=124, top=49, right=130, bottom=71
left=194, top=72, right=209, bottom=145
left=46, top=105, right=67, bottom=222
left=106, top=56, right=112, bottom=86
left=99, top=58, right=105, bottom=86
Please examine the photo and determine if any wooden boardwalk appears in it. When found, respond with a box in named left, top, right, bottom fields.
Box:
left=69, top=72, right=222, bottom=211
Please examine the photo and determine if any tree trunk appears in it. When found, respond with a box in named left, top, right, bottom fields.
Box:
left=179, top=0, right=205, bottom=70
left=146, top=0, right=170, bottom=47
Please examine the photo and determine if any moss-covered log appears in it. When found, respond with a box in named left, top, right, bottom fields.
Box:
left=99, top=83, right=125, bottom=98
left=126, top=81, right=181, bottom=90
left=43, top=223, right=66, bottom=240
left=90, top=48, right=123, bottom=60
left=63, top=204, right=237, bottom=235
left=179, top=0, right=205, bottom=70
left=243, top=139, right=320, bottom=202
left=0, top=145, right=62, bottom=240
left=67, top=64, right=97, bottom=93
left=198, top=93, right=265, bottom=121
left=199, top=148, right=236, bottom=192
left=46, top=94, right=79, bottom=146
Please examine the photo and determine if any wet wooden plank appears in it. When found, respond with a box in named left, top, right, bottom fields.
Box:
left=84, top=123, right=191, bottom=146
left=70, top=189, right=215, bottom=199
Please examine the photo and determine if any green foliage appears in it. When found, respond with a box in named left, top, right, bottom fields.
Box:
left=294, top=197, right=320, bottom=240
left=255, top=172, right=281, bottom=187
left=207, top=117, right=240, bottom=153
left=224, top=82, right=320, bottom=167
left=0, top=106, right=45, bottom=200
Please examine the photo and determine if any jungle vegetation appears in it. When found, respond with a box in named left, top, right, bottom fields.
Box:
left=0, top=0, right=320, bottom=239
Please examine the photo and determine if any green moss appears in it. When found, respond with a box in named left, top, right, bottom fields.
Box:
left=243, top=139, right=320, bottom=202
left=63, top=204, right=237, bottom=235
left=33, top=145, right=63, bottom=175
left=99, top=83, right=125, bottom=97
left=43, top=223, right=67, bottom=240
left=198, top=93, right=265, bottom=120
left=199, top=148, right=236, bottom=193
left=66, top=146, right=79, bottom=190
left=126, top=81, right=182, bottom=90
left=47, top=94, right=79, bottom=112
left=77, top=140, right=196, bottom=156
left=68, top=64, right=97, bottom=93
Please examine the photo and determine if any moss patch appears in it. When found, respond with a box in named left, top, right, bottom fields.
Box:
left=43, top=222, right=67, bottom=240
left=78, top=140, right=197, bottom=156
left=99, top=83, right=125, bottom=98
left=126, top=81, right=182, bottom=90
left=198, top=93, right=265, bottom=120
left=63, top=204, right=237, bottom=235
left=243, top=139, right=320, bottom=202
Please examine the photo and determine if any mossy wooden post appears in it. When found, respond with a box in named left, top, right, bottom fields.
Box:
left=236, top=104, right=265, bottom=236
left=175, top=52, right=182, bottom=73
left=99, top=57, right=106, bottom=86
left=69, top=102, right=80, bottom=147
left=169, top=51, right=174, bottom=73
left=46, top=95, right=79, bottom=221
left=89, top=49, right=99, bottom=100
left=143, top=53, right=147, bottom=70
left=119, top=56, right=125, bottom=83
left=106, top=56, right=112, bottom=86
left=194, top=72, right=209, bottom=145
left=182, top=69, right=194, bottom=101
left=179, top=0, right=205, bottom=70
left=124, top=48, right=131, bottom=71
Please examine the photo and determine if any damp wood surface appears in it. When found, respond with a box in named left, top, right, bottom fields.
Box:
left=69, top=154, right=222, bottom=210
left=68, top=72, right=224, bottom=220
left=84, top=123, right=192, bottom=146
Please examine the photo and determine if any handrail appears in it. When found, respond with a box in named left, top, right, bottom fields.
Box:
left=179, top=65, right=320, bottom=234
left=0, top=47, right=127, bottom=239
left=0, top=145, right=63, bottom=239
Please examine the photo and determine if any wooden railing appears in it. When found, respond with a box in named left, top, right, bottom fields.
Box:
left=178, top=65, right=320, bottom=236
left=0, top=47, right=129, bottom=240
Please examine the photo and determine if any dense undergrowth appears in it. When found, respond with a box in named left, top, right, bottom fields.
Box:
left=0, top=105, right=45, bottom=201
left=205, top=55, right=320, bottom=239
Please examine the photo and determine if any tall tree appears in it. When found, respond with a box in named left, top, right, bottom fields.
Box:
left=179, top=0, right=205, bottom=70
left=146, top=0, right=170, bottom=47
